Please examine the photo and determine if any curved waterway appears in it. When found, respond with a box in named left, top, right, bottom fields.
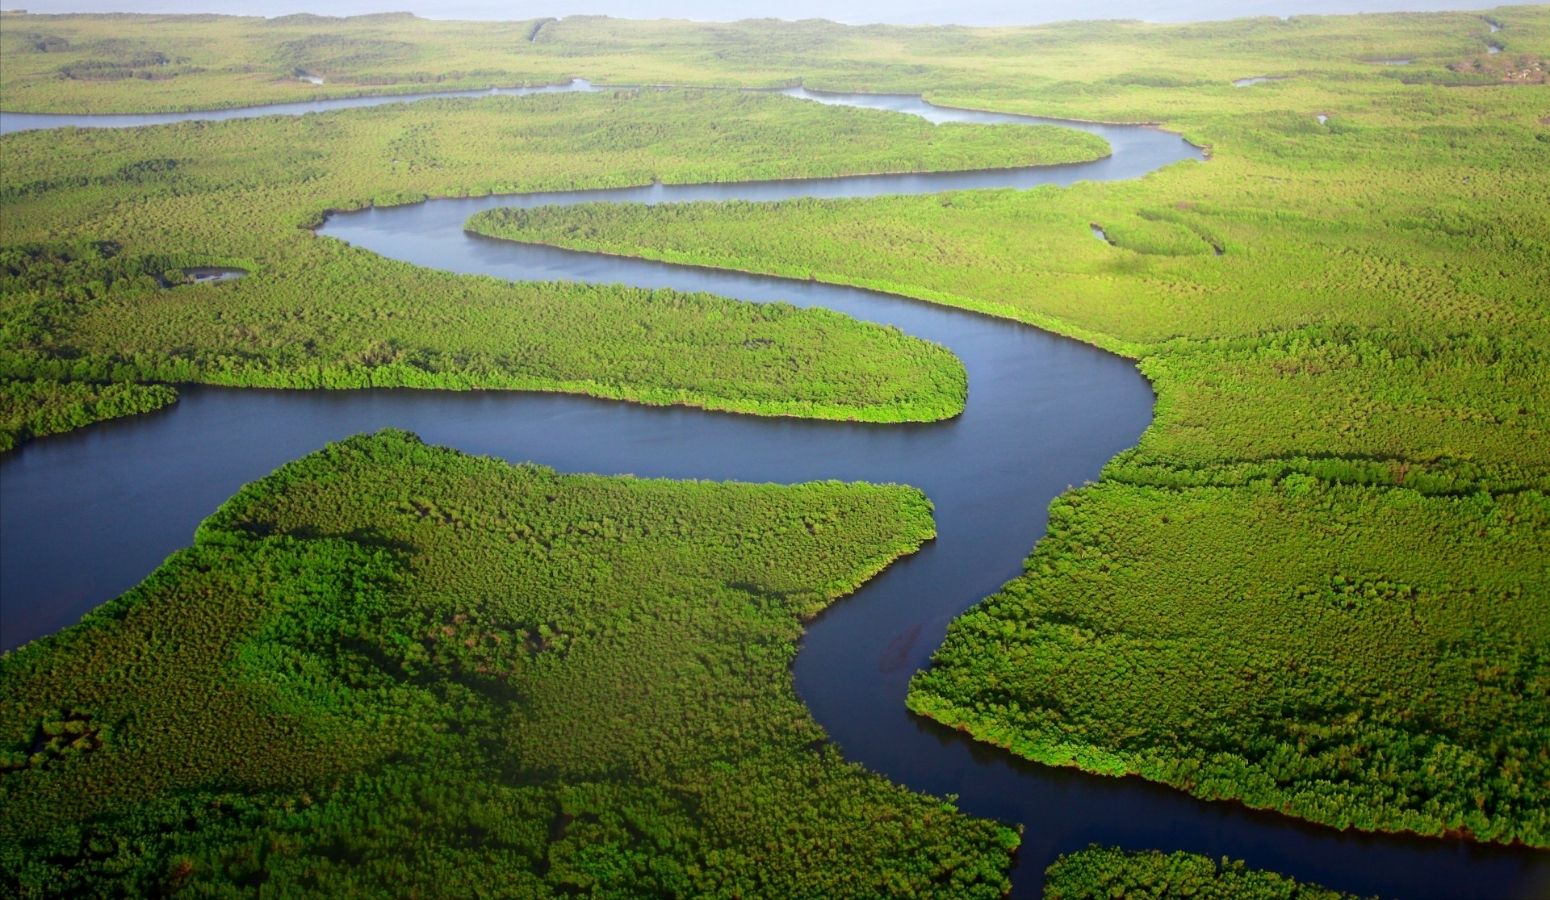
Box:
left=2, top=84, right=1546, bottom=898
left=0, top=79, right=600, bottom=134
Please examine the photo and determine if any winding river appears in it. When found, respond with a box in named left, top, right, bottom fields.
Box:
left=2, top=82, right=1547, bottom=898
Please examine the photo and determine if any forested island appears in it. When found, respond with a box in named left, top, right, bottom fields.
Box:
left=1, top=5, right=1545, bottom=897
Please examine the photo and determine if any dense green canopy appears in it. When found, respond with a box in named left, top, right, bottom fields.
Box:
left=0, top=431, right=1016, bottom=895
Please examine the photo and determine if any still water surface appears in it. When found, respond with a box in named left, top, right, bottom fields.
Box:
left=1, top=83, right=1545, bottom=898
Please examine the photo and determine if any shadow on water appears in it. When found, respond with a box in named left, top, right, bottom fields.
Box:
left=1, top=82, right=1545, bottom=898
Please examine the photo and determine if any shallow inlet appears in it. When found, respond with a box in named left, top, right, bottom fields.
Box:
left=180, top=266, right=247, bottom=284
left=1232, top=75, right=1283, bottom=86
left=3, top=83, right=1547, bottom=899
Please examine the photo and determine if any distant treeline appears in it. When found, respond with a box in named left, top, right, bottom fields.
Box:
left=1, top=8, right=1540, bottom=113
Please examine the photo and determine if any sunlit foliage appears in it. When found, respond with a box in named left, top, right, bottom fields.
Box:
left=910, top=479, right=1550, bottom=845
left=0, top=431, right=1017, bottom=895
left=483, top=99, right=1549, bottom=475
left=0, top=89, right=1113, bottom=443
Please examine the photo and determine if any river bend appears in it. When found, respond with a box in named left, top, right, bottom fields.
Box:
left=1, top=83, right=1545, bottom=898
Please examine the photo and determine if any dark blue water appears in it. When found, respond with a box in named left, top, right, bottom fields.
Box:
left=1, top=85, right=1544, bottom=898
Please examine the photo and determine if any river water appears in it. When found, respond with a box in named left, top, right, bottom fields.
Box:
left=0, top=80, right=600, bottom=134
left=1, top=83, right=1545, bottom=898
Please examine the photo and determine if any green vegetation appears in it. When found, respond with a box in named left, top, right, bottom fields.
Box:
left=1044, top=846, right=1360, bottom=899
left=0, top=430, right=1017, bottom=895
left=1, top=241, right=188, bottom=449
left=0, top=379, right=176, bottom=451
left=0, top=89, right=1115, bottom=445
left=454, top=8, right=1550, bottom=848
left=2, top=8, right=1543, bottom=114
left=912, top=480, right=1549, bottom=844
left=3, top=2, right=1547, bottom=884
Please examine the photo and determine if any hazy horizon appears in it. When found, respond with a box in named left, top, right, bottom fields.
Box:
left=0, top=0, right=1518, bottom=26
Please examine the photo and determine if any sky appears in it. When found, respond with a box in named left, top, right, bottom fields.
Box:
left=0, top=0, right=1514, bottom=25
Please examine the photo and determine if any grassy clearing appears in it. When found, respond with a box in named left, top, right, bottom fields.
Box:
left=0, top=430, right=1017, bottom=896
